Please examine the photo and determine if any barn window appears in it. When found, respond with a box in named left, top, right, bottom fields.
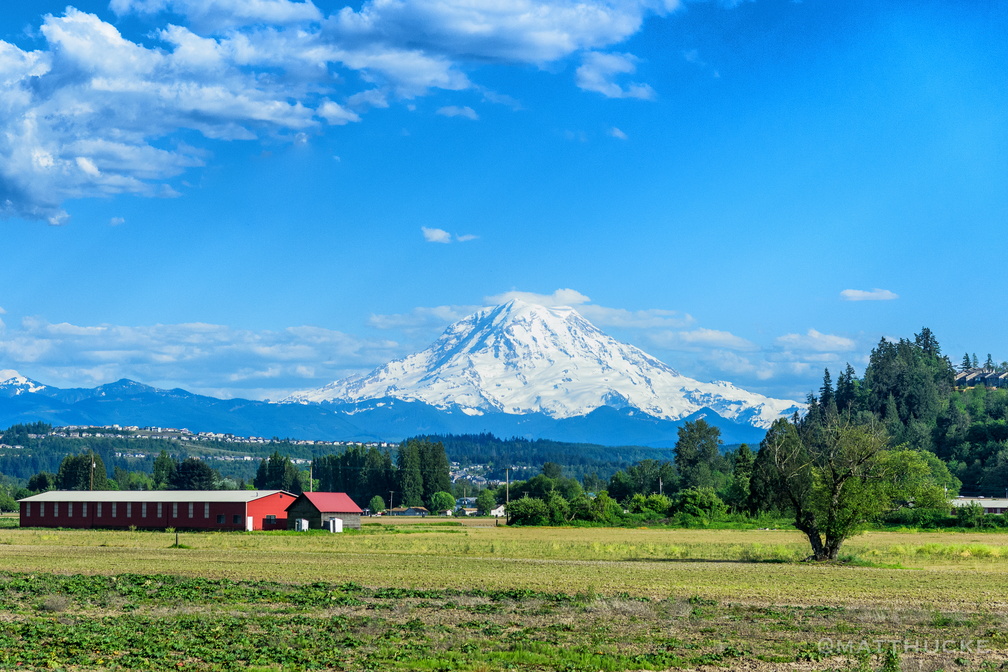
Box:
left=265, top=515, right=277, bottom=525
left=172, top=503, right=178, bottom=518
left=54, top=502, right=59, bottom=517
left=216, top=514, right=225, bottom=524
left=204, top=503, right=209, bottom=519
left=233, top=515, right=241, bottom=525
left=25, top=503, right=31, bottom=517
left=97, top=503, right=102, bottom=517
left=127, top=503, right=132, bottom=517
left=142, top=503, right=147, bottom=518
left=82, top=502, right=87, bottom=517
left=188, top=502, right=194, bottom=518
left=157, top=503, right=163, bottom=518
left=40, top=502, right=45, bottom=517
left=112, top=503, right=117, bottom=518
left=68, top=502, right=73, bottom=517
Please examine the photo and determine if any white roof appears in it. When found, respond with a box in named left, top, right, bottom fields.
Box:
left=952, top=497, right=1008, bottom=507
left=17, top=490, right=292, bottom=503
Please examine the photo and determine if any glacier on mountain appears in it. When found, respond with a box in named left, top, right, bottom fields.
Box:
left=285, top=300, right=801, bottom=429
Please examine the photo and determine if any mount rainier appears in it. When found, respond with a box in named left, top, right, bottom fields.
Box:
left=285, top=300, right=801, bottom=430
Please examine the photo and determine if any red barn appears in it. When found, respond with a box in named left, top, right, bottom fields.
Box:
left=285, top=492, right=363, bottom=530
left=18, top=490, right=294, bottom=531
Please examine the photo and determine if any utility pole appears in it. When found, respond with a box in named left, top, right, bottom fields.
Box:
left=89, top=454, right=95, bottom=491
left=659, top=477, right=663, bottom=496
left=505, top=467, right=510, bottom=506
left=389, top=490, right=395, bottom=512
left=309, top=462, right=313, bottom=492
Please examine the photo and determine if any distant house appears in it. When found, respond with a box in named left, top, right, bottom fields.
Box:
left=389, top=506, right=429, bottom=516
left=952, top=497, right=1008, bottom=515
left=456, top=507, right=478, bottom=516
left=956, top=368, right=1008, bottom=389
left=455, top=497, right=477, bottom=510
left=285, top=492, right=363, bottom=530
left=489, top=504, right=506, bottom=517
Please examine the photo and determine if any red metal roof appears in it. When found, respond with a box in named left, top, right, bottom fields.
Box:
left=294, top=492, right=362, bottom=514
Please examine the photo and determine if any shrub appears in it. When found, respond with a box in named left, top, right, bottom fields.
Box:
left=671, top=488, right=727, bottom=523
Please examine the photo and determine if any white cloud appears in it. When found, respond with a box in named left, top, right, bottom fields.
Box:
left=648, top=327, right=757, bottom=351
left=485, top=288, right=591, bottom=307
left=421, top=226, right=452, bottom=243
left=2, top=1, right=693, bottom=222
left=609, top=127, right=628, bottom=140
left=317, top=100, right=361, bottom=125
left=110, top=217, right=125, bottom=226
left=369, top=304, right=479, bottom=331
left=840, top=288, right=899, bottom=301
left=576, top=52, right=655, bottom=99
left=421, top=226, right=476, bottom=243
left=0, top=315, right=401, bottom=399
left=436, top=105, right=478, bottom=120
left=776, top=329, right=857, bottom=352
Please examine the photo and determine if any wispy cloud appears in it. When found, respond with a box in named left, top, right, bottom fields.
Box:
left=649, top=328, right=758, bottom=352
left=421, top=226, right=476, bottom=243
left=840, top=288, right=899, bottom=301
left=609, top=127, right=628, bottom=140
left=436, top=105, right=478, bottom=120
left=485, top=288, right=591, bottom=307
left=776, top=329, right=857, bottom=352
left=576, top=52, right=655, bottom=100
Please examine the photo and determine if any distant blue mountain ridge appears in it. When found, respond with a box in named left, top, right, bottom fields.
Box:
left=0, top=374, right=769, bottom=446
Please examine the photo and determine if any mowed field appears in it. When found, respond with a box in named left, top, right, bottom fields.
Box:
left=0, top=519, right=1006, bottom=671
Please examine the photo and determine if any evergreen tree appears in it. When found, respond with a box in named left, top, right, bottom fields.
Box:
left=170, top=458, right=217, bottom=490
left=56, top=453, right=108, bottom=490
left=985, top=353, right=995, bottom=370
left=835, top=363, right=858, bottom=411
left=417, top=440, right=451, bottom=505
left=819, top=368, right=835, bottom=411
left=397, top=441, right=424, bottom=507
left=152, top=450, right=177, bottom=489
left=254, top=452, right=303, bottom=493
left=962, top=353, right=972, bottom=372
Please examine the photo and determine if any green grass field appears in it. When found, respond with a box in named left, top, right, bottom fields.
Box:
left=0, top=521, right=1006, bottom=671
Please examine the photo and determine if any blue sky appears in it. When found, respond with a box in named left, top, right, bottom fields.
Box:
left=1, top=0, right=1006, bottom=403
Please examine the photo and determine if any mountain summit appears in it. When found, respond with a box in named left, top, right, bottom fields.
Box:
left=285, top=300, right=801, bottom=429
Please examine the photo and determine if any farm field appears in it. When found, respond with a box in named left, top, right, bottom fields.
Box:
left=0, top=521, right=1006, bottom=671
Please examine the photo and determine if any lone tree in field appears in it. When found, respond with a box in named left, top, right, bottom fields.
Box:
left=756, top=415, right=951, bottom=560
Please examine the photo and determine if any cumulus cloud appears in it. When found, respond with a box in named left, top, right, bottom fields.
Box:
left=840, top=288, right=899, bottom=301
left=1, top=1, right=694, bottom=222
left=436, top=105, right=479, bottom=120
left=0, top=315, right=401, bottom=399
left=576, top=52, right=655, bottom=99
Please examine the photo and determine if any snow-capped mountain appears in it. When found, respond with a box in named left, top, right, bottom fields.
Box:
left=0, top=370, right=47, bottom=397
left=285, top=300, right=801, bottom=429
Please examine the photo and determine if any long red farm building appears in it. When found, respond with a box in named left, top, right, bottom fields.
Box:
left=18, top=490, right=295, bottom=531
